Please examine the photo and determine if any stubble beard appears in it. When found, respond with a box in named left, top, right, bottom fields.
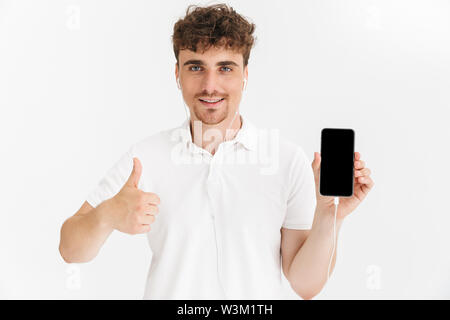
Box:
left=192, top=101, right=229, bottom=125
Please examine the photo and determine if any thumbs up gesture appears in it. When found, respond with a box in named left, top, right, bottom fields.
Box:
left=108, top=157, right=160, bottom=234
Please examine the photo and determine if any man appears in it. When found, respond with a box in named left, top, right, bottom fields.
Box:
left=59, top=4, right=374, bottom=299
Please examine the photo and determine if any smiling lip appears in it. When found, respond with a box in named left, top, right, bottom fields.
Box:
left=198, top=98, right=225, bottom=108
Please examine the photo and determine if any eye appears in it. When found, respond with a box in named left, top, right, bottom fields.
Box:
left=221, top=66, right=232, bottom=72
left=189, top=65, right=202, bottom=71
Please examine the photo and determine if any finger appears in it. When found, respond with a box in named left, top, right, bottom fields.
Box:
left=125, top=157, right=142, bottom=188
left=360, top=176, right=375, bottom=193
left=140, top=214, right=156, bottom=225
left=355, top=152, right=360, bottom=161
left=355, top=167, right=371, bottom=177
left=362, top=178, right=375, bottom=193
left=144, top=204, right=159, bottom=216
left=136, top=224, right=151, bottom=234
left=311, top=152, right=321, bottom=176
left=357, top=175, right=373, bottom=186
left=354, top=159, right=365, bottom=169
left=311, top=152, right=321, bottom=169
left=353, top=183, right=367, bottom=202
left=143, top=192, right=160, bottom=205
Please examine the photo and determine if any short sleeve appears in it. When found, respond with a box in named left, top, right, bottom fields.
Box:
left=86, top=145, right=138, bottom=208
left=282, top=146, right=317, bottom=230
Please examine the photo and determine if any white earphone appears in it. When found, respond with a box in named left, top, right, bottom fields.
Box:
left=243, top=78, right=247, bottom=91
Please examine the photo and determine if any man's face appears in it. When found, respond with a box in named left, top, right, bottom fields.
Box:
left=175, top=46, right=248, bottom=125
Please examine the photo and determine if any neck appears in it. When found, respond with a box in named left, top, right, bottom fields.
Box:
left=189, top=113, right=242, bottom=155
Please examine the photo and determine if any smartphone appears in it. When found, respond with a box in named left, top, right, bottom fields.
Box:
left=319, top=128, right=355, bottom=197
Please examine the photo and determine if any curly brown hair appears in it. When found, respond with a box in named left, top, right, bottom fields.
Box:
left=172, top=3, right=256, bottom=67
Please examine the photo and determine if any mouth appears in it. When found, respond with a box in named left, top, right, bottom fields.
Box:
left=198, top=98, right=225, bottom=108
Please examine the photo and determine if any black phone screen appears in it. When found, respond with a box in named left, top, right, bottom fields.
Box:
left=319, top=128, right=355, bottom=197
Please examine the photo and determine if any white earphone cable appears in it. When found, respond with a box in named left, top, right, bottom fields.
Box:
left=327, top=197, right=339, bottom=282
left=225, top=111, right=239, bottom=142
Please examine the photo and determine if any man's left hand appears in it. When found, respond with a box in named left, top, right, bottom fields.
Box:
left=311, top=151, right=374, bottom=220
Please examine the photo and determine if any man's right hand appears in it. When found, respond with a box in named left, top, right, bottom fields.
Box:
left=105, top=157, right=160, bottom=234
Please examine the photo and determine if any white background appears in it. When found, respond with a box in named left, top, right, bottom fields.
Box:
left=1, top=0, right=449, bottom=299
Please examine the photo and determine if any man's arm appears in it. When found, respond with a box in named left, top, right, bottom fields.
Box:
left=59, top=200, right=115, bottom=263
left=59, top=157, right=160, bottom=263
left=281, top=208, right=344, bottom=300
left=282, top=151, right=374, bottom=299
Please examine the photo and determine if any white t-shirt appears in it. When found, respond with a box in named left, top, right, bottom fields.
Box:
left=86, top=114, right=316, bottom=299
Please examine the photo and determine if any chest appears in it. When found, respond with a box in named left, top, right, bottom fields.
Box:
left=146, top=162, right=287, bottom=234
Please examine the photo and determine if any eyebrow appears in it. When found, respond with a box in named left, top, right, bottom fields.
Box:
left=183, top=59, right=239, bottom=67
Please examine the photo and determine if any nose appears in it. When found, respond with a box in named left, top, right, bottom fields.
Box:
left=201, top=70, right=219, bottom=94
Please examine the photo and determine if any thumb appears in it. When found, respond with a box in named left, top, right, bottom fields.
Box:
left=311, top=152, right=321, bottom=182
left=126, top=157, right=142, bottom=188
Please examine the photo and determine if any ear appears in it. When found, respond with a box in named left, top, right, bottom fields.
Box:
left=175, top=62, right=179, bottom=82
left=243, top=65, right=249, bottom=90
